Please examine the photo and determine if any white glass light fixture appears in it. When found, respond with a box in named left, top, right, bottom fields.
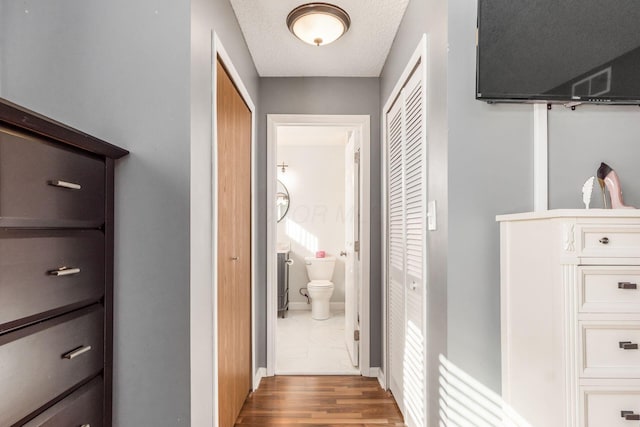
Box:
left=286, top=3, right=351, bottom=47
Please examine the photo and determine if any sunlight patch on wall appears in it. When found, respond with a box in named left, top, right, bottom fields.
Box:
left=285, top=217, right=319, bottom=253
left=439, top=355, right=532, bottom=427
left=404, top=319, right=425, bottom=427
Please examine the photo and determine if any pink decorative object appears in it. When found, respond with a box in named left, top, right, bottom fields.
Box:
left=315, top=251, right=326, bottom=258
left=597, top=162, right=635, bottom=209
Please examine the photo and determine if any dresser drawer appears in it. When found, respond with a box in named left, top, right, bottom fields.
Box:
left=22, top=376, right=103, bottom=427
left=581, top=322, right=640, bottom=378
left=579, top=225, right=640, bottom=258
left=0, top=230, right=105, bottom=332
left=582, top=387, right=640, bottom=427
left=0, top=305, right=104, bottom=427
left=579, top=266, right=640, bottom=313
left=0, top=128, right=105, bottom=227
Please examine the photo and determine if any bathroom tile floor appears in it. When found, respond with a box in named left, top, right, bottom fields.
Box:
left=276, top=309, right=360, bottom=375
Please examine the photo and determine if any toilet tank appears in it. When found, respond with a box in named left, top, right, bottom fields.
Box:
left=304, top=256, right=336, bottom=280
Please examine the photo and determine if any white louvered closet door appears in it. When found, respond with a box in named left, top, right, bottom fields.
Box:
left=386, top=62, right=426, bottom=427
left=387, top=95, right=405, bottom=408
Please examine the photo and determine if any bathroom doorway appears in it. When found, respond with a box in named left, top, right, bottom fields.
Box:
left=266, top=115, right=372, bottom=377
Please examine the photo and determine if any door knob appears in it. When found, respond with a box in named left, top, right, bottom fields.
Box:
left=340, top=251, right=347, bottom=257
left=285, top=258, right=294, bottom=265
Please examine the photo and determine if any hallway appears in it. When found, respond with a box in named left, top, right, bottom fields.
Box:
left=235, top=376, right=404, bottom=426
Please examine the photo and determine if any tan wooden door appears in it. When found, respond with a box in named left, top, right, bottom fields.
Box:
left=216, top=58, right=252, bottom=427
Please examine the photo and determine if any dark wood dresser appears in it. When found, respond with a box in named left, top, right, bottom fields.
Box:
left=0, top=98, right=128, bottom=426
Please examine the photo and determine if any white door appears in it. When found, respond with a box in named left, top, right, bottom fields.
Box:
left=386, top=61, right=427, bottom=427
left=344, top=131, right=360, bottom=367
left=387, top=96, right=406, bottom=406
left=401, top=65, right=426, bottom=427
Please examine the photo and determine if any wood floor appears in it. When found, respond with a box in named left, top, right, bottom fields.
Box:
left=235, top=376, right=405, bottom=426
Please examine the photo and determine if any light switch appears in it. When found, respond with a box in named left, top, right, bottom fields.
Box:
left=427, top=200, right=437, bottom=231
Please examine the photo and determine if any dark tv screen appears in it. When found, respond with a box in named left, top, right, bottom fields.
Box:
left=476, top=0, right=640, bottom=104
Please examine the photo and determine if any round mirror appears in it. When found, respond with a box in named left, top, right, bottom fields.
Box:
left=276, top=180, right=290, bottom=223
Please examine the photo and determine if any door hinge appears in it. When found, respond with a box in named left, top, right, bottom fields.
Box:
left=354, top=329, right=360, bottom=342
left=354, top=240, right=360, bottom=253
left=354, top=150, right=360, bottom=164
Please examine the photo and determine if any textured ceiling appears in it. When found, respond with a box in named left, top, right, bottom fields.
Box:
left=229, top=0, right=409, bottom=77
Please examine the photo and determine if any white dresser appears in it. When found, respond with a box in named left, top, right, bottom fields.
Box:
left=498, top=210, right=640, bottom=427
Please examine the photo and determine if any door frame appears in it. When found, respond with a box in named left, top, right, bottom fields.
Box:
left=266, top=114, right=372, bottom=377
left=210, top=32, right=257, bottom=427
left=381, top=34, right=428, bottom=412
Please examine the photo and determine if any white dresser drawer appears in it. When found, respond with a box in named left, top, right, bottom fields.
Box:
left=581, top=322, right=640, bottom=378
left=582, top=387, right=640, bottom=427
left=579, top=225, right=640, bottom=258
left=579, top=266, right=640, bottom=313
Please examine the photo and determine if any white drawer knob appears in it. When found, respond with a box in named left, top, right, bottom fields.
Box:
left=48, top=266, right=81, bottom=277
left=47, top=179, right=82, bottom=190
left=62, top=345, right=92, bottom=360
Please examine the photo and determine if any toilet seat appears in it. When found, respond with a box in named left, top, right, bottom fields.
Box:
left=308, top=280, right=333, bottom=288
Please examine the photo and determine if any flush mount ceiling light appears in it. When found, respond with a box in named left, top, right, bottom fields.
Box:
left=286, top=3, right=351, bottom=47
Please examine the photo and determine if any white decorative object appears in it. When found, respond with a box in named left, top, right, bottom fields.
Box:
left=582, top=176, right=595, bottom=209
left=563, top=223, right=575, bottom=252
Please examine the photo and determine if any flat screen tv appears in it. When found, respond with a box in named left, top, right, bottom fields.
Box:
left=476, top=0, right=640, bottom=104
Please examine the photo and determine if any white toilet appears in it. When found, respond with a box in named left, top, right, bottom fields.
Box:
left=304, top=256, right=335, bottom=320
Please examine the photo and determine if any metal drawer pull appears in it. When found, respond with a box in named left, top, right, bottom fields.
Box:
left=619, top=282, right=638, bottom=290
left=48, top=266, right=81, bottom=276
left=80, top=425, right=91, bottom=427
left=599, top=237, right=610, bottom=245
left=47, top=179, right=82, bottom=190
left=619, top=341, right=639, bottom=350
left=621, top=411, right=640, bottom=420
left=62, top=345, right=92, bottom=360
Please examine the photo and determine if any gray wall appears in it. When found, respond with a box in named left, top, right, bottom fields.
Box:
left=548, top=105, right=640, bottom=209
left=258, top=77, right=382, bottom=366
left=448, top=0, right=533, bottom=395
left=379, top=0, right=449, bottom=423
left=0, top=0, right=258, bottom=425
left=448, top=0, right=640, bottom=398
left=382, top=3, right=640, bottom=425
left=0, top=1, right=192, bottom=425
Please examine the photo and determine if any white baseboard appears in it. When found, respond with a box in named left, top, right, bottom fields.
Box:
left=367, top=366, right=379, bottom=379
left=288, top=302, right=345, bottom=311
left=287, top=302, right=310, bottom=310
left=253, top=367, right=267, bottom=390
left=375, top=367, right=386, bottom=389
